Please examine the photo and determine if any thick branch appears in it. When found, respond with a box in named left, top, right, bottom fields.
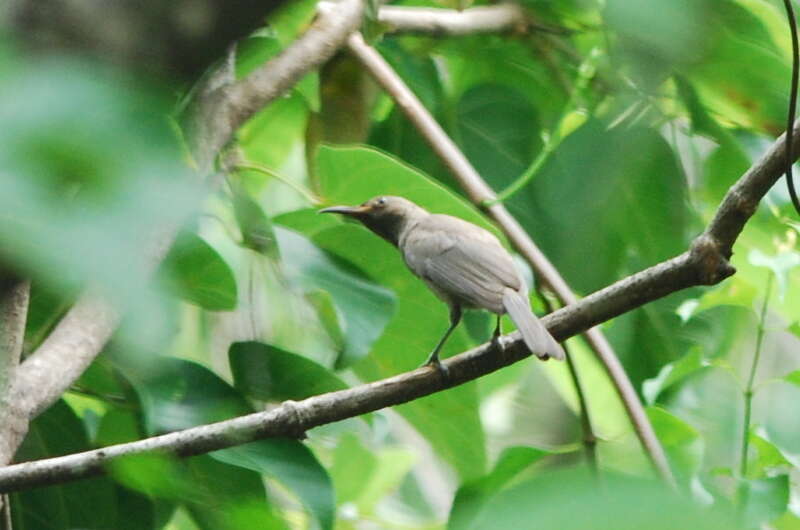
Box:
left=346, top=32, right=675, bottom=486
left=191, top=0, right=365, bottom=169
left=0, top=279, right=30, bottom=466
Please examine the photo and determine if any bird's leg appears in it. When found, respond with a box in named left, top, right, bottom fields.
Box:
left=491, top=314, right=503, bottom=351
left=423, top=305, right=462, bottom=379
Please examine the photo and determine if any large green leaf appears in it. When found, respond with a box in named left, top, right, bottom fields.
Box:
left=450, top=447, right=548, bottom=530
left=125, top=357, right=333, bottom=530
left=310, top=145, right=488, bottom=480
left=453, top=84, right=541, bottom=190
left=213, top=439, right=335, bottom=530
left=228, top=340, right=348, bottom=401
left=469, top=467, right=739, bottom=530
left=11, top=401, right=118, bottom=530
left=274, top=226, right=396, bottom=368
left=160, top=231, right=238, bottom=311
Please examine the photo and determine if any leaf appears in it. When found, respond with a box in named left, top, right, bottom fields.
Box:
left=161, top=231, right=238, bottom=311
left=329, top=434, right=415, bottom=514
left=449, top=447, right=547, bottom=530
left=453, top=83, right=541, bottom=188
left=228, top=341, right=348, bottom=402
left=740, top=475, right=790, bottom=528
left=469, top=467, right=738, bottom=530
left=642, top=348, right=708, bottom=405
left=275, top=226, right=396, bottom=368
left=125, top=357, right=332, bottom=530
left=231, top=189, right=279, bottom=258
left=748, top=249, right=800, bottom=299
left=213, top=439, right=335, bottom=530
left=310, top=145, right=488, bottom=480
left=747, top=431, right=792, bottom=479
left=646, top=407, right=703, bottom=481
left=784, top=370, right=800, bottom=387
left=11, top=400, right=118, bottom=530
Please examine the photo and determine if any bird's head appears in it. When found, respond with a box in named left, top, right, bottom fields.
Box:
left=319, top=195, right=428, bottom=246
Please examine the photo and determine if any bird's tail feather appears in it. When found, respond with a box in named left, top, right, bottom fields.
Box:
left=502, top=288, right=565, bottom=361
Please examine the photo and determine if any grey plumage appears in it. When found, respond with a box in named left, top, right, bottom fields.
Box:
left=320, top=196, right=564, bottom=369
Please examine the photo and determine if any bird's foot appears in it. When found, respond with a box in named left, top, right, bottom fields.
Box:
left=421, top=356, right=450, bottom=382
left=490, top=332, right=505, bottom=352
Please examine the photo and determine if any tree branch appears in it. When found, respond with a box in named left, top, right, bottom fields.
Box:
left=345, top=32, right=676, bottom=486
left=190, top=0, right=366, bottom=169
left=378, top=4, right=527, bottom=36
left=0, top=279, right=30, bottom=467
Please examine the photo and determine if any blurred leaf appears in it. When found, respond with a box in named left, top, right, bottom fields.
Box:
left=306, top=289, right=346, bottom=352
left=22, top=282, right=74, bottom=354
left=0, top=58, right=200, bottom=301
left=275, top=226, right=396, bottom=368
left=748, top=249, right=800, bottom=299
left=643, top=348, right=708, bottom=405
left=330, top=434, right=415, bottom=514
left=453, top=83, right=541, bottom=189
left=330, top=434, right=378, bottom=506
left=688, top=2, right=790, bottom=133
left=450, top=446, right=547, bottom=530
left=232, top=188, right=279, bottom=258
left=470, top=467, right=739, bottom=530
left=228, top=340, right=348, bottom=401
left=213, top=439, right=334, bottom=530
left=784, top=370, right=800, bottom=387
left=747, top=431, right=792, bottom=479
left=647, top=407, right=703, bottom=481
left=313, top=145, right=488, bottom=480
left=11, top=401, right=118, bottom=530
left=740, top=475, right=790, bottom=528
left=161, top=231, right=238, bottom=311
left=237, top=91, right=309, bottom=180
left=361, top=0, right=389, bottom=43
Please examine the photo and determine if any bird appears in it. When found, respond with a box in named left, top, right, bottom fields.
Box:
left=320, top=196, right=564, bottom=373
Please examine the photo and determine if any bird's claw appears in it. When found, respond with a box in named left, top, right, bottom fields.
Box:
left=423, top=357, right=450, bottom=381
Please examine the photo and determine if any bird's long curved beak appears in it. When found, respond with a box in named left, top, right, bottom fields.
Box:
left=318, top=205, right=369, bottom=216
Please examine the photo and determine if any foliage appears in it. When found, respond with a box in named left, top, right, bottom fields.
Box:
left=3, top=0, right=800, bottom=529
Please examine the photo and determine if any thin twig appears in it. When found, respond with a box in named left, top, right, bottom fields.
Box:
left=739, top=273, right=773, bottom=479
left=346, top=32, right=676, bottom=486
left=376, top=4, right=569, bottom=36
left=781, top=0, right=800, bottom=215
left=537, top=288, right=597, bottom=475
left=1, top=493, right=10, bottom=530
left=234, top=162, right=320, bottom=205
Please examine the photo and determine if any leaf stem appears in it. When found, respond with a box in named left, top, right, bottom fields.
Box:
left=234, top=161, right=320, bottom=205
left=739, top=273, right=773, bottom=480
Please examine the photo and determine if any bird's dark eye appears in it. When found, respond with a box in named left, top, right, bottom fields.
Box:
left=376, top=197, right=387, bottom=206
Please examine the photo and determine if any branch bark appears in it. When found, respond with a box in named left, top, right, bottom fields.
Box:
left=345, top=32, right=675, bottom=486
left=190, top=0, right=366, bottom=170
left=0, top=279, right=30, bottom=467
left=378, top=4, right=527, bottom=36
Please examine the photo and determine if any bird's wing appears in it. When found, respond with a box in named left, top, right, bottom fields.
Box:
left=402, top=215, right=522, bottom=312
